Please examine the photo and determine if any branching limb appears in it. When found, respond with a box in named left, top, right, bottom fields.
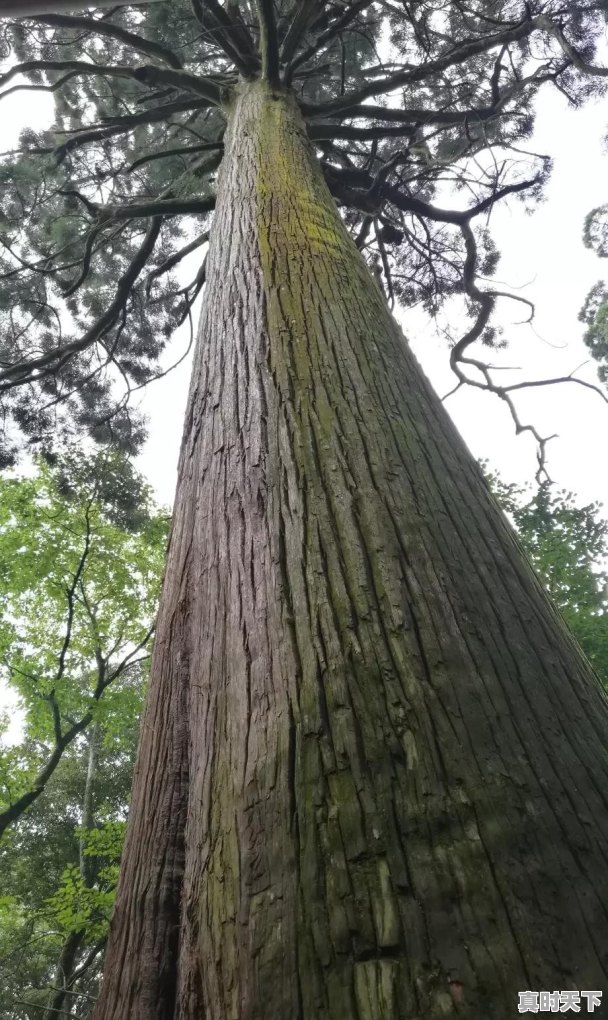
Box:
left=145, top=231, right=209, bottom=292
left=442, top=219, right=608, bottom=481
left=46, top=99, right=210, bottom=163
left=309, top=15, right=539, bottom=115
left=280, top=0, right=323, bottom=66
left=255, top=0, right=281, bottom=86
left=0, top=218, right=162, bottom=391
left=0, top=60, right=224, bottom=107
left=89, top=196, right=217, bottom=222
left=127, top=139, right=224, bottom=173
left=304, top=101, right=511, bottom=125
left=536, top=15, right=608, bottom=77
left=191, top=0, right=259, bottom=76
left=27, top=12, right=184, bottom=70
left=287, top=0, right=374, bottom=81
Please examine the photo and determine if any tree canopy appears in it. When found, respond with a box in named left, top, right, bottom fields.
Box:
left=0, top=1, right=606, bottom=470
left=0, top=449, right=168, bottom=838
left=0, top=450, right=167, bottom=1019
left=487, top=469, right=608, bottom=686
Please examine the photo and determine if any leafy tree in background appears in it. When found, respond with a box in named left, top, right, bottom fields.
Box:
left=0, top=452, right=167, bottom=1018
left=580, top=203, right=608, bottom=380
left=0, top=728, right=134, bottom=1020
left=1, top=3, right=608, bottom=1017
left=0, top=450, right=167, bottom=837
left=487, top=470, right=608, bottom=686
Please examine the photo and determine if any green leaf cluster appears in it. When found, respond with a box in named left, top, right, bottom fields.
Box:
left=0, top=449, right=167, bottom=1018
left=487, top=467, right=608, bottom=686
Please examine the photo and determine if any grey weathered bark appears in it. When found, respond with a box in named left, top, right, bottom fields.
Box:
left=93, top=81, right=608, bottom=1020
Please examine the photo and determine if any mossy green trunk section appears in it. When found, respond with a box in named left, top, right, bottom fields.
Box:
left=94, top=82, right=608, bottom=1020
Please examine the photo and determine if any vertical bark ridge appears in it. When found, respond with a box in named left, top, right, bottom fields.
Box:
left=92, top=517, right=193, bottom=1019
left=96, top=80, right=608, bottom=1020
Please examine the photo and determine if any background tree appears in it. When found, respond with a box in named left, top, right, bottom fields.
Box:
left=0, top=452, right=167, bottom=1017
left=487, top=469, right=608, bottom=686
left=580, top=203, right=608, bottom=382
left=0, top=450, right=167, bottom=837
left=1, top=3, right=608, bottom=1019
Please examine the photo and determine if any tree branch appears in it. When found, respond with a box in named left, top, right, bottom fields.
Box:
left=191, top=0, right=259, bottom=77
left=127, top=139, right=224, bottom=173
left=280, top=0, right=323, bottom=66
left=0, top=218, right=162, bottom=391
left=41, top=99, right=209, bottom=163
left=28, top=12, right=184, bottom=70
left=0, top=60, right=223, bottom=108
left=304, top=100, right=515, bottom=126
left=536, top=15, right=608, bottom=77
left=287, top=0, right=374, bottom=80
left=255, top=0, right=281, bottom=86
left=90, top=195, right=216, bottom=222
left=308, top=15, right=539, bottom=115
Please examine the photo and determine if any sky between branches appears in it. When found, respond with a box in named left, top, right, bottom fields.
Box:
left=137, top=82, right=608, bottom=511
left=1, top=55, right=607, bottom=510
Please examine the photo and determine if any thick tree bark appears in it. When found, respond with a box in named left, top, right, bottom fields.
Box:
left=94, top=81, right=608, bottom=1020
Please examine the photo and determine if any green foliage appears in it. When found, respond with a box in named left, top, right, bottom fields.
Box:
left=487, top=467, right=608, bottom=686
left=0, top=449, right=167, bottom=1018
left=0, top=449, right=167, bottom=796
left=584, top=203, right=608, bottom=258
left=47, top=823, right=125, bottom=940
left=580, top=205, right=608, bottom=380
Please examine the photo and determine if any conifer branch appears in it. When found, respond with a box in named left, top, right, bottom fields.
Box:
left=536, top=15, right=608, bottom=77
left=0, top=60, right=224, bottom=107
left=127, top=140, right=224, bottom=174
left=280, top=0, right=322, bottom=66
left=27, top=12, right=184, bottom=70
left=310, top=15, right=540, bottom=115
left=0, top=218, right=162, bottom=391
left=287, top=0, right=374, bottom=80
left=91, top=196, right=217, bottom=222
left=50, top=99, right=210, bottom=162
left=191, top=0, right=260, bottom=76
left=255, top=0, right=281, bottom=86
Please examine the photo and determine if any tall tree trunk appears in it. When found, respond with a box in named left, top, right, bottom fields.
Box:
left=94, top=81, right=608, bottom=1020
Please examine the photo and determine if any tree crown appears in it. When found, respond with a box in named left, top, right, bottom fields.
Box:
left=0, top=0, right=606, bottom=466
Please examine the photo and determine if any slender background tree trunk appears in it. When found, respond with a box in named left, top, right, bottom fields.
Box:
left=45, top=725, right=100, bottom=1020
left=94, top=81, right=608, bottom=1020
